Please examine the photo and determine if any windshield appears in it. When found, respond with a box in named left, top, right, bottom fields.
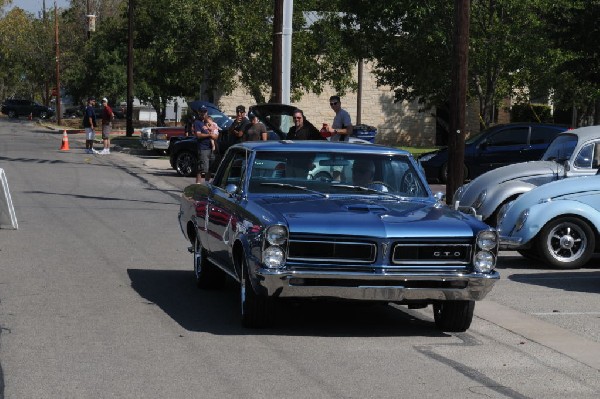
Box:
left=542, top=134, right=578, bottom=161
left=248, top=151, right=429, bottom=198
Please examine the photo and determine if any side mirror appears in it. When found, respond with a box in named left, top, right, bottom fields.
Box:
left=434, top=192, right=446, bottom=203
left=225, top=184, right=238, bottom=196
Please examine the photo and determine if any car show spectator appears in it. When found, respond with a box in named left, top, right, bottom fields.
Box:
left=227, top=105, right=250, bottom=145
left=83, top=97, right=97, bottom=154
left=194, top=106, right=217, bottom=184
left=326, top=95, right=352, bottom=142
left=287, top=109, right=324, bottom=140
left=100, top=98, right=114, bottom=154
left=245, top=111, right=268, bottom=141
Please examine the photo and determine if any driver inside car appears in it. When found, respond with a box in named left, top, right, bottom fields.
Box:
left=351, top=159, right=388, bottom=192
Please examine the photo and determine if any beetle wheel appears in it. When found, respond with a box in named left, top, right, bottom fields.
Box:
left=534, top=216, right=595, bottom=269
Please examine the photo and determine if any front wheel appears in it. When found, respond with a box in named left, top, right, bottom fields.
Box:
left=193, top=237, right=224, bottom=289
left=241, top=259, right=275, bottom=328
left=433, top=300, right=475, bottom=332
left=175, top=150, right=197, bottom=177
left=7, top=110, right=17, bottom=118
left=534, top=217, right=595, bottom=269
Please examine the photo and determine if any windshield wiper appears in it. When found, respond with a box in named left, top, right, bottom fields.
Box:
left=331, top=184, right=404, bottom=200
left=259, top=182, right=329, bottom=198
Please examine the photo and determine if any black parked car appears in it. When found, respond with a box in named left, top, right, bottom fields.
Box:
left=1, top=99, right=55, bottom=119
left=418, top=123, right=570, bottom=183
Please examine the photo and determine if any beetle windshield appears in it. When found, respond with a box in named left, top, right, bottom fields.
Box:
left=248, top=151, right=428, bottom=198
left=542, top=134, right=578, bottom=161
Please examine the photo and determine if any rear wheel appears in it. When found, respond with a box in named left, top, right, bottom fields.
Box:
left=193, top=237, right=224, bottom=289
left=534, top=217, right=595, bottom=269
left=241, top=258, right=275, bottom=328
left=7, top=110, right=16, bottom=118
left=433, top=300, right=475, bottom=332
left=39, top=111, right=48, bottom=119
left=175, top=150, right=197, bottom=177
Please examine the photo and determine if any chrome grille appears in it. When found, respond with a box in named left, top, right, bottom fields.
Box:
left=392, top=243, right=472, bottom=265
left=288, top=238, right=376, bottom=264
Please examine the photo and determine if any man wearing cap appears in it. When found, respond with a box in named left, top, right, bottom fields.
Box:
left=227, top=105, right=250, bottom=147
left=194, top=106, right=218, bottom=184
left=100, top=98, right=114, bottom=154
left=83, top=97, right=97, bottom=153
left=246, top=111, right=268, bottom=141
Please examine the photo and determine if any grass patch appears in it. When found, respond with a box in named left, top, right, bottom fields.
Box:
left=398, top=146, right=440, bottom=157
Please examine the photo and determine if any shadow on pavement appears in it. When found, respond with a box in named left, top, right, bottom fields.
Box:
left=127, top=268, right=445, bottom=338
left=508, top=270, right=600, bottom=294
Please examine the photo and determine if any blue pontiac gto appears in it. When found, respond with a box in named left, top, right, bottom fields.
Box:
left=178, top=141, right=499, bottom=331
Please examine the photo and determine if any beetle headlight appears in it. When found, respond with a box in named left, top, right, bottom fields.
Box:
left=474, top=251, right=495, bottom=273
left=515, top=209, right=529, bottom=232
left=266, top=225, right=287, bottom=245
left=476, top=230, right=498, bottom=251
left=263, top=246, right=285, bottom=268
left=472, top=190, right=487, bottom=210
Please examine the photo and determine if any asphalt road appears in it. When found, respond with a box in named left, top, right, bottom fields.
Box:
left=1, top=119, right=599, bottom=398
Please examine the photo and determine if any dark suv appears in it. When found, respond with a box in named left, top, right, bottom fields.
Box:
left=418, top=123, right=570, bottom=183
left=1, top=99, right=55, bottom=119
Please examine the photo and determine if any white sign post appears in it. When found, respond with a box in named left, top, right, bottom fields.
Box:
left=0, top=168, right=18, bottom=229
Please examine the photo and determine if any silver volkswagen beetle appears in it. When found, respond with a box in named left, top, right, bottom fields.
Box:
left=454, top=126, right=600, bottom=225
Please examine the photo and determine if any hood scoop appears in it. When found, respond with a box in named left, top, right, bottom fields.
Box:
left=345, top=204, right=388, bottom=213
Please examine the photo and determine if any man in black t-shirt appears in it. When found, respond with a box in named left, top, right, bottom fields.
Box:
left=227, top=105, right=250, bottom=145
left=287, top=109, right=324, bottom=140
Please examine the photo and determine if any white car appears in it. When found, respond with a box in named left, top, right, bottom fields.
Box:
left=455, top=126, right=600, bottom=225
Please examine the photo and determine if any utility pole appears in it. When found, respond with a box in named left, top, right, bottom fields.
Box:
left=54, top=0, right=62, bottom=126
left=446, top=0, right=470, bottom=204
left=271, top=0, right=283, bottom=103
left=126, top=0, right=134, bottom=136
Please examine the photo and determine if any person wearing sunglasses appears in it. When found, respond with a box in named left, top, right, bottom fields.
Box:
left=326, top=95, right=353, bottom=142
left=287, top=109, right=324, bottom=140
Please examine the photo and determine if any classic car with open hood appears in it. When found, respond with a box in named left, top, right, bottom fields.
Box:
left=178, top=141, right=499, bottom=331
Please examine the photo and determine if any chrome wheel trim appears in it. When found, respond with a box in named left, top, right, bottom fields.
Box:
left=545, top=222, right=587, bottom=263
left=193, top=237, right=202, bottom=279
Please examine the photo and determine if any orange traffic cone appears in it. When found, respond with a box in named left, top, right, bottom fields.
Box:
left=59, top=130, right=70, bottom=151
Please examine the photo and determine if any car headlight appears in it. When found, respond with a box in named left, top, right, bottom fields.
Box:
left=474, top=251, right=495, bottom=273
left=515, top=209, right=529, bottom=232
left=266, top=225, right=287, bottom=245
left=472, top=189, right=487, bottom=210
left=477, top=230, right=498, bottom=251
left=263, top=246, right=285, bottom=268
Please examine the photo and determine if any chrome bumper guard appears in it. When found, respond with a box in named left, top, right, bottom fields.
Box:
left=256, top=269, right=500, bottom=302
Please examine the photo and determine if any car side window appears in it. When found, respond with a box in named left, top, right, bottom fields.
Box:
left=214, top=150, right=247, bottom=189
left=486, top=127, right=528, bottom=147
left=531, top=127, right=561, bottom=145
left=574, top=142, right=600, bottom=169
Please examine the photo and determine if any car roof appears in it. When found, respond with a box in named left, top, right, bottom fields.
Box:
left=556, top=125, right=600, bottom=142
left=229, top=140, right=410, bottom=155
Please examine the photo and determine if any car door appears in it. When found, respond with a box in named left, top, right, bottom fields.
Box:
left=475, top=126, right=530, bottom=175
left=206, top=149, right=248, bottom=269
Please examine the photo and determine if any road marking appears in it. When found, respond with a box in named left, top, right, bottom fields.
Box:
left=476, top=301, right=600, bottom=370
left=531, top=312, right=600, bottom=316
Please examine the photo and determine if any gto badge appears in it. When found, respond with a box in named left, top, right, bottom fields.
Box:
left=434, top=251, right=462, bottom=258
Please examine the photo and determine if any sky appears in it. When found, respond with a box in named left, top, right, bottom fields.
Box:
left=6, top=0, right=70, bottom=15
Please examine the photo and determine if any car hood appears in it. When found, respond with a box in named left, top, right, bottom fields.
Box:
left=256, top=197, right=481, bottom=238
left=457, top=160, right=562, bottom=200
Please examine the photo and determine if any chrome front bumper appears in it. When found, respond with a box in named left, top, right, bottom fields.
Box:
left=256, top=269, right=500, bottom=302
